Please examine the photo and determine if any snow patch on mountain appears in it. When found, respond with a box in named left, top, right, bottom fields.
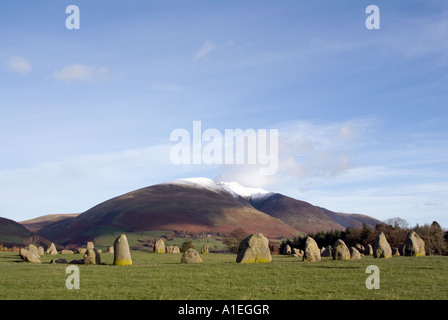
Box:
left=167, top=177, right=273, bottom=200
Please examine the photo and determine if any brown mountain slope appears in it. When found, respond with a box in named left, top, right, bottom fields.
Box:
left=251, top=194, right=383, bottom=233
left=37, top=183, right=299, bottom=245
left=251, top=194, right=346, bottom=233
left=316, top=207, right=383, bottom=230
left=20, top=213, right=80, bottom=233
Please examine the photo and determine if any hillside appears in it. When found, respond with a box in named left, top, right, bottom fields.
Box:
left=20, top=213, right=80, bottom=233
left=0, top=217, right=33, bottom=246
left=250, top=194, right=346, bottom=233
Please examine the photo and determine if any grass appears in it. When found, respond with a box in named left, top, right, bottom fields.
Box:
left=0, top=251, right=447, bottom=300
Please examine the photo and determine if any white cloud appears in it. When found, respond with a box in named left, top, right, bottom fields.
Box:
left=53, top=64, right=109, bottom=83
left=194, top=40, right=216, bottom=60
left=7, top=56, right=32, bottom=75
left=0, top=144, right=179, bottom=221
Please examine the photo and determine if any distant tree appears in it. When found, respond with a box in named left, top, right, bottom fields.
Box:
left=414, top=221, right=447, bottom=255
left=180, top=240, right=194, bottom=253
left=385, top=217, right=409, bottom=229
left=223, top=227, right=248, bottom=253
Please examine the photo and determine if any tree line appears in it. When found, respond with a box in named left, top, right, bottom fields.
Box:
left=281, top=218, right=448, bottom=255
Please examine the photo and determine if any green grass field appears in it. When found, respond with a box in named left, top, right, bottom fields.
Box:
left=0, top=251, right=447, bottom=300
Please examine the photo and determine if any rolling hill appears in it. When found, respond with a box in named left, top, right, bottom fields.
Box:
left=0, top=217, right=33, bottom=246
left=20, top=213, right=80, bottom=233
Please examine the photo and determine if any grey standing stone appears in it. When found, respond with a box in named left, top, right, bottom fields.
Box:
left=303, top=236, right=321, bottom=262
left=332, top=239, right=350, bottom=260
left=236, top=233, right=272, bottom=263
left=404, top=231, right=426, bottom=257
left=181, top=248, right=202, bottom=264
left=350, top=247, right=362, bottom=260
left=154, top=238, right=165, bottom=253
left=113, top=234, right=132, bottom=266
left=373, top=232, right=392, bottom=259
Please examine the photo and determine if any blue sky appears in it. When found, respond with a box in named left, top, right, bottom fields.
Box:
left=1, top=1, right=447, bottom=228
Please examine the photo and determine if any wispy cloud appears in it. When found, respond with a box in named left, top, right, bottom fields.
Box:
left=7, top=56, right=32, bottom=75
left=53, top=64, right=109, bottom=83
left=194, top=40, right=216, bottom=60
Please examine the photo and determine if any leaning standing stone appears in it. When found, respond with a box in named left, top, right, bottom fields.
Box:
left=113, top=234, right=132, bottom=266
left=181, top=248, right=202, bottom=264
left=25, top=244, right=41, bottom=263
left=236, top=233, right=272, bottom=263
left=373, top=232, right=392, bottom=258
left=303, top=236, right=321, bottom=262
left=332, top=239, right=350, bottom=260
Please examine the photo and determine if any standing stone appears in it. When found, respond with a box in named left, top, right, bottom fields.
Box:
left=106, top=246, right=114, bottom=254
left=166, top=245, right=174, bottom=253
left=154, top=238, right=165, bottom=253
left=373, top=232, right=392, bottom=258
left=25, top=244, right=41, bottom=263
left=236, top=233, right=272, bottom=263
left=201, top=244, right=209, bottom=254
left=77, top=248, right=87, bottom=254
left=350, top=247, right=362, bottom=260
left=332, top=239, right=350, bottom=260
left=292, top=248, right=303, bottom=258
left=113, top=234, right=132, bottom=266
left=37, top=246, right=45, bottom=256
left=321, top=245, right=332, bottom=257
left=19, top=248, right=28, bottom=260
left=364, top=244, right=373, bottom=255
left=61, top=249, right=74, bottom=254
left=19, top=245, right=41, bottom=263
left=83, top=248, right=101, bottom=265
left=283, top=244, right=292, bottom=255
left=172, top=246, right=180, bottom=253
left=404, top=231, right=426, bottom=257
left=303, top=236, right=321, bottom=262
left=47, top=243, right=58, bottom=255
left=181, top=248, right=202, bottom=264
left=86, top=242, right=95, bottom=250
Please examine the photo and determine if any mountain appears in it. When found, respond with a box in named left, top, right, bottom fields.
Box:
left=316, top=207, right=382, bottom=230
left=36, top=177, right=384, bottom=246
left=251, top=194, right=383, bottom=233
left=36, top=178, right=298, bottom=245
left=20, top=213, right=80, bottom=233
left=250, top=194, right=345, bottom=233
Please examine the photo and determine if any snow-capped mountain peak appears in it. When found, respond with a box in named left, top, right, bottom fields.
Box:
left=167, top=177, right=273, bottom=200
